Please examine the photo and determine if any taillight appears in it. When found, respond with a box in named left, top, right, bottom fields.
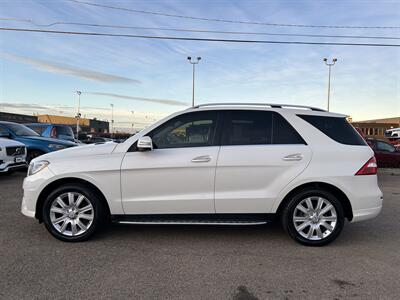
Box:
left=355, top=156, right=377, bottom=175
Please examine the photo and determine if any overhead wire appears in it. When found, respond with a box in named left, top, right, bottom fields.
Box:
left=67, top=0, right=400, bottom=30
left=1, top=27, right=399, bottom=47
left=1, top=18, right=399, bottom=40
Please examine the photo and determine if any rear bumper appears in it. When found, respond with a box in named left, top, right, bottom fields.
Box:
left=351, top=204, right=382, bottom=223
left=334, top=175, right=383, bottom=223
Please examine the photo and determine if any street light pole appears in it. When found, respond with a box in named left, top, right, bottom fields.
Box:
left=131, top=110, right=135, bottom=134
left=323, top=58, right=338, bottom=111
left=110, top=103, right=114, bottom=138
left=187, top=56, right=201, bottom=107
left=75, top=91, right=81, bottom=140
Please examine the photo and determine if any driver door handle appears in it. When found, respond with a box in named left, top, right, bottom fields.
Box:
left=282, top=153, right=303, bottom=161
left=191, top=155, right=211, bottom=163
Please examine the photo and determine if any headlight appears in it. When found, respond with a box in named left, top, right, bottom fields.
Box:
left=48, top=144, right=67, bottom=151
left=28, top=160, right=49, bottom=176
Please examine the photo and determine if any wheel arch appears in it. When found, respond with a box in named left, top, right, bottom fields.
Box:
left=35, top=177, right=111, bottom=222
left=276, top=182, right=353, bottom=221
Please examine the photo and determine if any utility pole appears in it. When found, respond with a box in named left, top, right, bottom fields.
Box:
left=110, top=103, right=114, bottom=138
left=131, top=110, right=135, bottom=134
left=187, top=56, right=201, bottom=107
left=75, top=91, right=81, bottom=140
left=323, top=58, right=338, bottom=111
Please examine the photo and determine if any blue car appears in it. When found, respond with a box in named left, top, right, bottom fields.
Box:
left=0, top=121, right=77, bottom=162
left=26, top=123, right=75, bottom=142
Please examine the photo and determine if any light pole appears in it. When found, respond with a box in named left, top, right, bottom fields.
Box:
left=187, top=56, right=201, bottom=107
left=75, top=91, right=82, bottom=140
left=323, top=58, right=338, bottom=111
left=131, top=110, right=135, bottom=134
left=110, top=103, right=114, bottom=138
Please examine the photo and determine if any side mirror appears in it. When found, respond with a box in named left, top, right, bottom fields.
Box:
left=137, top=136, right=153, bottom=151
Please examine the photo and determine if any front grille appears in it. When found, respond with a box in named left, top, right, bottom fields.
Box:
left=6, top=146, right=25, bottom=156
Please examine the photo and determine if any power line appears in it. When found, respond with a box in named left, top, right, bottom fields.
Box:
left=1, top=18, right=399, bottom=40
left=1, top=27, right=400, bottom=47
left=67, top=0, right=400, bottom=30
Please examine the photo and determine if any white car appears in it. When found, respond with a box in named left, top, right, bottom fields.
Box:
left=21, top=103, right=383, bottom=246
left=0, top=138, right=27, bottom=173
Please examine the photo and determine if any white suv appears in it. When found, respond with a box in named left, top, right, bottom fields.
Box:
left=0, top=138, right=27, bottom=173
left=21, top=103, right=383, bottom=246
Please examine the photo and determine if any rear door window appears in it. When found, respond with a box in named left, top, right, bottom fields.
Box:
left=57, top=126, right=74, bottom=138
left=222, top=110, right=305, bottom=145
left=298, top=115, right=366, bottom=146
left=376, top=141, right=396, bottom=152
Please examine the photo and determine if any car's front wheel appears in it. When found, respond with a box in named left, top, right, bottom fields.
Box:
left=42, top=184, right=106, bottom=242
left=281, top=189, right=345, bottom=246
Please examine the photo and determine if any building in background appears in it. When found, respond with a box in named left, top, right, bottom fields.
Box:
left=352, top=117, right=400, bottom=139
left=0, top=112, right=38, bottom=123
left=37, top=114, right=109, bottom=134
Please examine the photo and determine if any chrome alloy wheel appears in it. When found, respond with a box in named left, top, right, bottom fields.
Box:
left=50, top=192, right=94, bottom=237
left=292, top=196, right=337, bottom=241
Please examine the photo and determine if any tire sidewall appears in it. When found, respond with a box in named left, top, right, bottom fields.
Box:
left=42, top=184, right=103, bottom=242
left=283, top=189, right=345, bottom=246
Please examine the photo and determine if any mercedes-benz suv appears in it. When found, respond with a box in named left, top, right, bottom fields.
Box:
left=21, top=103, right=383, bottom=246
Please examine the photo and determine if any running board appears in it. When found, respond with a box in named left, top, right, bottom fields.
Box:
left=112, top=213, right=274, bottom=225
left=118, top=220, right=267, bottom=225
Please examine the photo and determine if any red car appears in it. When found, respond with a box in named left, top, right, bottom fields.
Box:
left=367, top=139, right=400, bottom=168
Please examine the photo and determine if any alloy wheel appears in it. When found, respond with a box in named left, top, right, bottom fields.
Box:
left=49, top=192, right=94, bottom=237
left=292, top=196, right=337, bottom=241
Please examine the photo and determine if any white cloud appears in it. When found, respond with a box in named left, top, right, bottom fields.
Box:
left=85, top=92, right=188, bottom=106
left=4, top=53, right=141, bottom=84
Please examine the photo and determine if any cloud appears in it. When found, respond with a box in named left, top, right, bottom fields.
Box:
left=4, top=53, right=141, bottom=84
left=85, top=92, right=188, bottom=106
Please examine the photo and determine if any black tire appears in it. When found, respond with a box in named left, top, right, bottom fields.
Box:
left=27, top=150, right=44, bottom=163
left=281, top=189, right=345, bottom=246
left=42, top=183, right=106, bottom=242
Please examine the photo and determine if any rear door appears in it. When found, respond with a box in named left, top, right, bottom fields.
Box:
left=215, top=110, right=312, bottom=213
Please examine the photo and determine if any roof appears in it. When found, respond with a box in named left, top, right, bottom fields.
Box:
left=186, top=102, right=347, bottom=117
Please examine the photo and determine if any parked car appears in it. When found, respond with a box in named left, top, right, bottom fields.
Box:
left=366, top=138, right=400, bottom=168
left=0, top=138, right=27, bottom=173
left=85, top=137, right=114, bottom=144
left=22, top=103, right=382, bottom=246
left=26, top=123, right=75, bottom=142
left=0, top=121, right=77, bottom=163
left=385, top=127, right=400, bottom=138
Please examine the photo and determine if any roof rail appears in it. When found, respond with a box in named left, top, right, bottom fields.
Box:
left=191, top=103, right=326, bottom=112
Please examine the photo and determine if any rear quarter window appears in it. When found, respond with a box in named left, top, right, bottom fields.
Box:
left=298, top=115, right=367, bottom=146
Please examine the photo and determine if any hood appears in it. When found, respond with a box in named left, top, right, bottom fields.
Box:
left=34, top=141, right=118, bottom=162
left=0, top=138, right=25, bottom=147
left=17, top=135, right=77, bottom=146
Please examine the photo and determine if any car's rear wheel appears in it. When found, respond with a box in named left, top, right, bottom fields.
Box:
left=281, top=189, right=345, bottom=246
left=42, top=184, right=106, bottom=242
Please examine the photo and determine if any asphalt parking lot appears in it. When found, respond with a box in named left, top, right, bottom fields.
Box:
left=0, top=171, right=399, bottom=299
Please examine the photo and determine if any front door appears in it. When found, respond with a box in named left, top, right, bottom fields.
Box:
left=121, top=110, right=221, bottom=214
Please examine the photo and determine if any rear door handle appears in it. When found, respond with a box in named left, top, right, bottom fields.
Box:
left=282, top=153, right=303, bottom=161
left=191, top=155, right=211, bottom=163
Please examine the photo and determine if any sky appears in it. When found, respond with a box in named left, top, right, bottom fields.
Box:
left=0, top=0, right=399, bottom=131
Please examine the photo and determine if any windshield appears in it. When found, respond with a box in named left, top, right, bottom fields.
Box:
left=5, top=123, right=40, bottom=136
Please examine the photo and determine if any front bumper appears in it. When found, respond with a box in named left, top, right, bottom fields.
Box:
left=0, top=162, right=27, bottom=173
left=21, top=167, right=55, bottom=219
